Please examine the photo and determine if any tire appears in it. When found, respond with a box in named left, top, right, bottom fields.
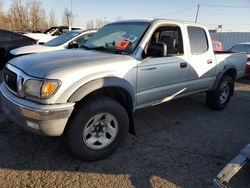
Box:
left=65, top=96, right=129, bottom=161
left=206, top=76, right=234, bottom=110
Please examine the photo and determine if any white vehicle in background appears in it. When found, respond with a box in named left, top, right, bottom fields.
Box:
left=24, top=33, right=57, bottom=44
left=10, top=29, right=97, bottom=57
left=24, top=26, right=84, bottom=44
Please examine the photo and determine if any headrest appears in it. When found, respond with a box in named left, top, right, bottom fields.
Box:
left=160, top=36, right=176, bottom=49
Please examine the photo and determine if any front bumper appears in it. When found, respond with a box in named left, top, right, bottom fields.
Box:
left=0, top=83, right=74, bottom=136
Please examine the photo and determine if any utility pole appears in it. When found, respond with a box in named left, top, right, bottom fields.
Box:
left=195, top=4, right=200, bottom=23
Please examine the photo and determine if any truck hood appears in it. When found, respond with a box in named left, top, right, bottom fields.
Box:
left=10, top=45, right=58, bottom=55
left=8, top=49, right=135, bottom=78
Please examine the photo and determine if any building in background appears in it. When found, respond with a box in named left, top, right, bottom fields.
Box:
left=210, top=25, right=250, bottom=50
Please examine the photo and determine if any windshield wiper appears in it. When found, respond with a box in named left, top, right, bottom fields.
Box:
left=82, top=46, right=116, bottom=53
left=90, top=46, right=112, bottom=52
left=81, top=45, right=130, bottom=55
left=81, top=45, right=109, bottom=51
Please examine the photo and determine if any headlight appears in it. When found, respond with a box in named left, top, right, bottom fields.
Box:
left=24, top=79, right=60, bottom=98
left=24, top=79, right=42, bottom=97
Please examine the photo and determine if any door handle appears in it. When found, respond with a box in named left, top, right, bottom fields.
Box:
left=180, top=62, right=187, bottom=68
left=207, top=59, right=213, bottom=64
left=141, top=67, right=157, bottom=71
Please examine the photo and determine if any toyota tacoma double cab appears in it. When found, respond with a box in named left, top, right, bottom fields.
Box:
left=0, top=19, right=247, bottom=160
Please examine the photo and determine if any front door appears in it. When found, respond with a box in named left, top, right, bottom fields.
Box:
left=136, top=25, right=190, bottom=107
left=137, top=55, right=190, bottom=107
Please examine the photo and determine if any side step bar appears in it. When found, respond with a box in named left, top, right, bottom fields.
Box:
left=213, top=144, right=250, bottom=188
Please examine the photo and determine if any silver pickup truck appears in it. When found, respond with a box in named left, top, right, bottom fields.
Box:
left=0, top=19, right=247, bottom=160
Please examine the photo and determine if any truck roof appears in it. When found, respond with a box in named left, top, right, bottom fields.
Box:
left=112, top=18, right=204, bottom=27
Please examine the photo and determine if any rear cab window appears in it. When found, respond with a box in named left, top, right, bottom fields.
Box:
left=187, top=26, right=208, bottom=54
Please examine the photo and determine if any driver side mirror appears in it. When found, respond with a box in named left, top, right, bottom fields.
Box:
left=147, top=42, right=167, bottom=57
left=68, top=41, right=79, bottom=49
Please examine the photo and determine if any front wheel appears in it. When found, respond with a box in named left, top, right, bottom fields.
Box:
left=206, top=76, right=234, bottom=110
left=65, top=96, right=129, bottom=161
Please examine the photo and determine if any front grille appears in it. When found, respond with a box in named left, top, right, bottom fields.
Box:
left=3, top=68, right=18, bottom=93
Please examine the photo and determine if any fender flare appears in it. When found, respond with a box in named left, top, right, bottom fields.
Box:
left=211, top=64, right=237, bottom=91
left=68, top=77, right=136, bottom=110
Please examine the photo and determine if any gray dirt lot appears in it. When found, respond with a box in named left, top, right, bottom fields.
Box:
left=0, top=70, right=249, bottom=188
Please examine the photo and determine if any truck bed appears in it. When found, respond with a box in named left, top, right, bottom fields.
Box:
left=215, top=52, right=247, bottom=80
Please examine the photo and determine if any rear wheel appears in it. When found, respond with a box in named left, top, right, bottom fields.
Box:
left=207, top=76, right=233, bottom=110
left=65, top=96, right=129, bottom=161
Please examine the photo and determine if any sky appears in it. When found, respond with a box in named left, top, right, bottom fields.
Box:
left=2, top=0, right=250, bottom=31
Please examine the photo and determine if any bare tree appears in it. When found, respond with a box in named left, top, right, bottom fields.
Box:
left=48, top=10, right=57, bottom=27
left=94, top=19, right=102, bottom=29
left=0, top=13, right=10, bottom=30
left=39, top=8, right=48, bottom=31
left=5, top=0, right=49, bottom=32
left=86, top=20, right=94, bottom=29
left=8, top=0, right=30, bottom=31
left=0, top=1, right=11, bottom=30
left=0, top=0, right=4, bottom=26
left=86, top=19, right=109, bottom=29
left=29, top=0, right=47, bottom=31
left=62, top=7, right=74, bottom=26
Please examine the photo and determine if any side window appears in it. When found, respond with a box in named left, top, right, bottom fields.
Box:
left=159, top=30, right=184, bottom=54
left=75, top=33, right=94, bottom=47
left=61, top=28, right=69, bottom=34
left=187, top=26, right=208, bottom=54
left=144, top=25, right=184, bottom=58
left=52, top=28, right=69, bottom=36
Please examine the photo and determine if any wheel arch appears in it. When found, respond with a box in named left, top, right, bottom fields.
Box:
left=212, top=66, right=237, bottom=92
left=68, top=77, right=136, bottom=134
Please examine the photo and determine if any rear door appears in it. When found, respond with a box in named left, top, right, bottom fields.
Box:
left=187, top=26, right=216, bottom=91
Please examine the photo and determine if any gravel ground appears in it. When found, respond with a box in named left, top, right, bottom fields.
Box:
left=0, top=71, right=249, bottom=188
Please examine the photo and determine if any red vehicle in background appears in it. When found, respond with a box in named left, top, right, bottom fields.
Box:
left=229, top=43, right=250, bottom=78
left=212, top=40, right=223, bottom=52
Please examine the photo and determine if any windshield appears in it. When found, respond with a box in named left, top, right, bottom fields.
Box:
left=83, top=22, right=150, bottom=54
left=44, top=31, right=82, bottom=47
left=230, top=44, right=250, bottom=54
